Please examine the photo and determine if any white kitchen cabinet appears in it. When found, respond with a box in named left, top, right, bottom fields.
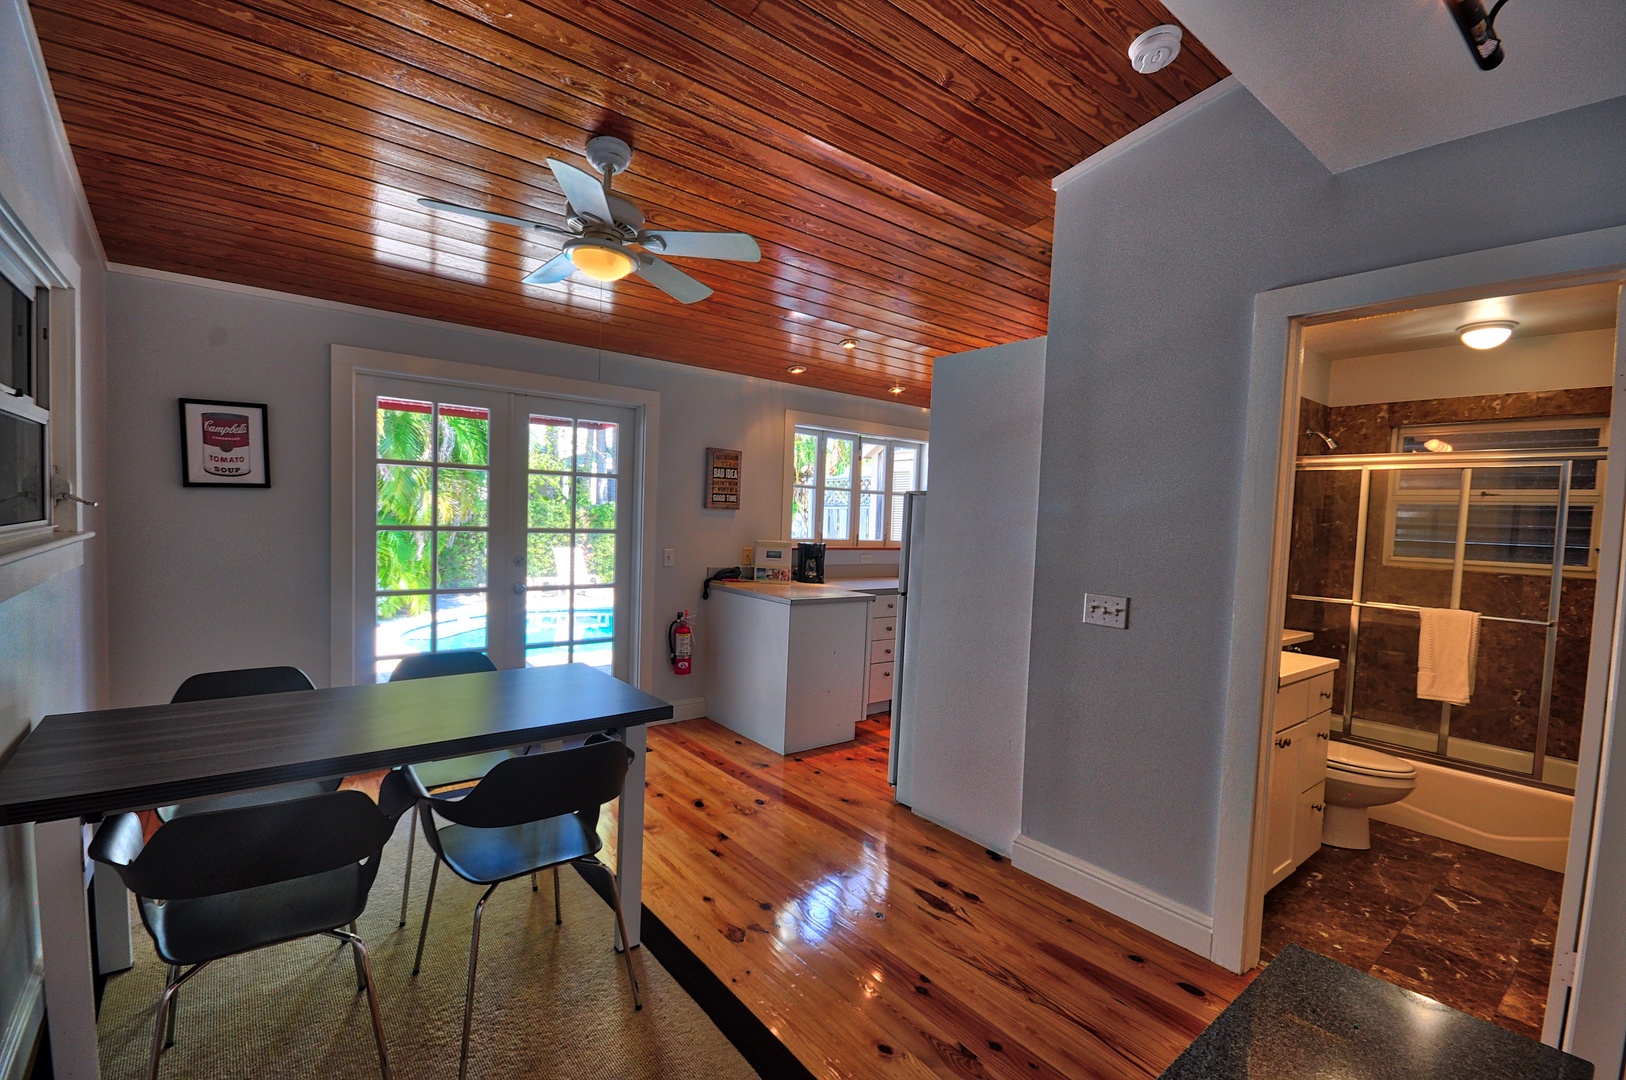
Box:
left=1265, top=654, right=1338, bottom=890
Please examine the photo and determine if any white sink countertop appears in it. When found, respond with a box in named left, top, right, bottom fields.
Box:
left=1282, top=628, right=1314, bottom=646
left=1280, top=651, right=1339, bottom=686
left=708, top=580, right=874, bottom=605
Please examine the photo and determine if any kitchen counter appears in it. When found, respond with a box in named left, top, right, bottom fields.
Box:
left=1159, top=944, right=1592, bottom=1078
left=824, top=576, right=899, bottom=594
left=1280, top=651, right=1338, bottom=686
left=709, top=580, right=871, bottom=605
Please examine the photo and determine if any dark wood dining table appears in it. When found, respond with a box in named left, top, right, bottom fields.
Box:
left=0, top=663, right=671, bottom=1080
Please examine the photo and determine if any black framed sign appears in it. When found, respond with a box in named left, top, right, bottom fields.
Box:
left=179, top=398, right=270, bottom=487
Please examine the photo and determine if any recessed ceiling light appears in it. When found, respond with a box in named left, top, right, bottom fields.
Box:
left=887, top=384, right=905, bottom=395
left=786, top=364, right=807, bottom=375
left=840, top=337, right=858, bottom=350
left=1458, top=320, right=1517, bottom=349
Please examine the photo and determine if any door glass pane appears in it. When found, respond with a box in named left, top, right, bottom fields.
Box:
left=526, top=589, right=572, bottom=646
left=576, top=420, right=619, bottom=474
left=375, top=594, right=430, bottom=658
left=1366, top=468, right=1454, bottom=608
left=376, top=465, right=431, bottom=525
left=580, top=533, right=616, bottom=585
left=859, top=493, right=884, bottom=541
left=377, top=398, right=432, bottom=461
left=527, top=532, right=569, bottom=585
left=1351, top=608, right=1439, bottom=738
left=1287, top=470, right=1361, bottom=601
left=437, top=404, right=489, bottom=465
left=530, top=416, right=573, bottom=468
left=1447, top=620, right=1543, bottom=770
left=575, top=641, right=613, bottom=674
left=575, top=476, right=617, bottom=531
left=434, top=593, right=487, bottom=650
left=436, top=531, right=487, bottom=588
left=435, top=468, right=488, bottom=526
left=574, top=587, right=615, bottom=641
left=527, top=474, right=571, bottom=528
left=793, top=432, right=818, bottom=485
left=526, top=646, right=571, bottom=667
left=377, top=530, right=431, bottom=590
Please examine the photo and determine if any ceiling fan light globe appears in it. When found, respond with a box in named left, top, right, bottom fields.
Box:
left=568, top=240, right=637, bottom=282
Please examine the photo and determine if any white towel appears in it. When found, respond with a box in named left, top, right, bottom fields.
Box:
left=1417, top=608, right=1480, bottom=706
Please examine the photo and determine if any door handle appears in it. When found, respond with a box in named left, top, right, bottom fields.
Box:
left=1311, top=803, right=1324, bottom=813
left=1275, top=737, right=1292, bottom=749
left=513, top=583, right=526, bottom=595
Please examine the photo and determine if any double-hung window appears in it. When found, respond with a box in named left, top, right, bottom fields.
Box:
left=1385, top=418, right=1607, bottom=575
left=0, top=255, right=50, bottom=535
left=789, top=422, right=927, bottom=546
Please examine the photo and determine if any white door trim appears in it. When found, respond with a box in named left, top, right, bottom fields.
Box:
left=329, top=345, right=661, bottom=692
left=1216, top=225, right=1626, bottom=1063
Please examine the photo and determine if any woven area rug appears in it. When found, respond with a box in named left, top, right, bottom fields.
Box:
left=95, top=817, right=760, bottom=1080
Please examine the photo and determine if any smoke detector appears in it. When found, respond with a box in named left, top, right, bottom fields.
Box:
left=1128, top=25, right=1183, bottom=74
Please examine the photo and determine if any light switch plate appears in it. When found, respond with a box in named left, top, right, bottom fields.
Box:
left=1083, top=593, right=1129, bottom=629
left=664, top=548, right=674, bottom=567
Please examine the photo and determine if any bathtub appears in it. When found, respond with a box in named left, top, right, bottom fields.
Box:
left=1370, top=756, right=1573, bottom=872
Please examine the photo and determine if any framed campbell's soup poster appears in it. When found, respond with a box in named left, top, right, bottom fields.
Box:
left=179, top=398, right=270, bottom=487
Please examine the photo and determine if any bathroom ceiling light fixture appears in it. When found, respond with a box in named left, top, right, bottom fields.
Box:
left=1458, top=320, right=1517, bottom=349
left=1424, top=438, right=1455, bottom=453
left=786, top=364, right=807, bottom=375
left=840, top=337, right=858, bottom=350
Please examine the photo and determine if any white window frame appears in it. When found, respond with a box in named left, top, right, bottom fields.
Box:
left=1383, top=417, right=1610, bottom=578
left=781, top=410, right=928, bottom=548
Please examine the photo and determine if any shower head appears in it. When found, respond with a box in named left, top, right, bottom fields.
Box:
left=1305, top=429, right=1338, bottom=451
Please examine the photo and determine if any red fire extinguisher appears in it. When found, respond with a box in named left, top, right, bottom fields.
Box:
left=669, top=610, right=693, bottom=676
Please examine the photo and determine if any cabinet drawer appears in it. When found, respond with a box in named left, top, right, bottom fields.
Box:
left=870, top=638, right=897, bottom=665
left=1307, top=673, right=1335, bottom=715
left=871, top=617, right=896, bottom=639
left=1275, top=679, right=1310, bottom=733
left=1293, top=782, right=1325, bottom=866
left=868, top=662, right=893, bottom=702
left=1303, top=716, right=1330, bottom=790
left=872, top=596, right=899, bottom=618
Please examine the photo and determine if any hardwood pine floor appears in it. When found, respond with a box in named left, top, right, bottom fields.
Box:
left=639, top=715, right=1253, bottom=1078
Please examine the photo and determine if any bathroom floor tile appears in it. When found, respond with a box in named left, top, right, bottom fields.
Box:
left=1261, top=820, right=1565, bottom=1034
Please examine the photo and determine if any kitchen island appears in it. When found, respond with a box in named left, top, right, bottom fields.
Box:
left=705, top=580, right=873, bottom=753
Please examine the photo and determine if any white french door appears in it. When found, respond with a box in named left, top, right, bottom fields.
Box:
left=355, top=375, right=637, bottom=682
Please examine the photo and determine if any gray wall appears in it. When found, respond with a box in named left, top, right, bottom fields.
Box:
left=0, top=0, right=108, bottom=1063
left=103, top=272, right=926, bottom=708
left=1024, top=86, right=1626, bottom=914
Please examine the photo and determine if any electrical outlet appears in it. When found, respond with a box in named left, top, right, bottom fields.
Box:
left=742, top=547, right=754, bottom=565
left=1083, top=593, right=1129, bottom=629
left=860, top=553, right=873, bottom=564
left=664, top=548, right=674, bottom=567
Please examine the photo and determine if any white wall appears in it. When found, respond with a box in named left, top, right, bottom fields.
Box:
left=102, top=269, right=926, bottom=711
left=0, top=0, right=107, bottom=1068
left=899, top=338, right=1043, bottom=853
left=1024, top=82, right=1626, bottom=931
left=1326, top=327, right=1615, bottom=406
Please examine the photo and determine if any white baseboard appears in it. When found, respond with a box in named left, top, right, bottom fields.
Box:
left=1012, top=834, right=1214, bottom=959
left=0, top=967, right=43, bottom=1080
left=660, top=697, right=707, bottom=723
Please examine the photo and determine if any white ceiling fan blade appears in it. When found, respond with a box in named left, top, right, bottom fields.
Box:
left=636, top=254, right=712, bottom=304
left=546, top=158, right=614, bottom=224
left=522, top=252, right=576, bottom=285
left=416, top=197, right=571, bottom=235
left=638, top=230, right=762, bottom=262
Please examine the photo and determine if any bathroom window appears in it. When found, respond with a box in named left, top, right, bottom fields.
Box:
left=0, top=266, right=50, bottom=533
left=788, top=422, right=927, bottom=547
left=1384, top=418, right=1608, bottom=574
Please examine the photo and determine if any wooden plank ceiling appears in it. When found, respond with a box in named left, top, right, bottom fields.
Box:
left=32, top=0, right=1225, bottom=403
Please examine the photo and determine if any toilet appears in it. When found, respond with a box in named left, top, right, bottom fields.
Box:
left=1323, top=743, right=1417, bottom=849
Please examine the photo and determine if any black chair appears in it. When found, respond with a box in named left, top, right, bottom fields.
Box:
left=158, top=666, right=336, bottom=821
left=387, top=650, right=519, bottom=926
left=90, top=771, right=415, bottom=1080
left=407, top=738, right=642, bottom=1080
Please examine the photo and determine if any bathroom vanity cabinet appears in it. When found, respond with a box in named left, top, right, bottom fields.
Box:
left=1266, top=654, right=1339, bottom=890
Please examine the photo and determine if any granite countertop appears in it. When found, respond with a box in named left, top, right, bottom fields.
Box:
left=1159, top=945, right=1592, bottom=1079
left=707, top=580, right=873, bottom=605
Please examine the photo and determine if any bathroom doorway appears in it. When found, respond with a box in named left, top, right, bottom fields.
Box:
left=1251, top=274, right=1625, bottom=1039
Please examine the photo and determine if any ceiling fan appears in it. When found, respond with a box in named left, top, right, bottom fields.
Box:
left=418, top=136, right=761, bottom=304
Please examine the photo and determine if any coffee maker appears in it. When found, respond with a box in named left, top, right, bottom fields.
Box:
left=792, top=541, right=826, bottom=583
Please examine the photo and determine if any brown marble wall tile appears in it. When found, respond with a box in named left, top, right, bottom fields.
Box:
left=1289, top=388, right=1609, bottom=765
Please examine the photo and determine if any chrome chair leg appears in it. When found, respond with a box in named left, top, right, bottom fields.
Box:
left=412, top=857, right=441, bottom=976
left=601, top=866, right=643, bottom=1010
left=163, top=964, right=180, bottom=1048
left=399, top=813, right=417, bottom=927
left=349, top=920, right=366, bottom=991
left=330, top=927, right=393, bottom=1080
left=552, top=865, right=562, bottom=925
left=460, top=883, right=500, bottom=1080
left=149, top=963, right=204, bottom=1080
